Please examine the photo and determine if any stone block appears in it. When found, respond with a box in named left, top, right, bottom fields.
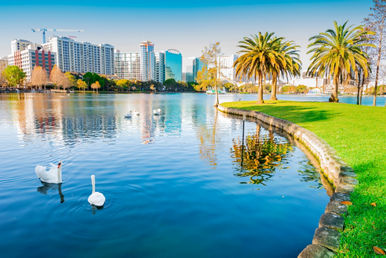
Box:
left=330, top=192, right=350, bottom=202
left=298, top=244, right=335, bottom=258
left=312, top=227, right=340, bottom=252
left=325, top=200, right=348, bottom=215
left=319, top=212, right=344, bottom=231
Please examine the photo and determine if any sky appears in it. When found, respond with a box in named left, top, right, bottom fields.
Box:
left=0, top=0, right=373, bottom=70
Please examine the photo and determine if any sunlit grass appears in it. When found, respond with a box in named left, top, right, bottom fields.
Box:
left=222, top=100, right=386, bottom=257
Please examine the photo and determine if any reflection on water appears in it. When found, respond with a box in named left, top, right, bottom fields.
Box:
left=37, top=182, right=64, bottom=203
left=232, top=124, right=293, bottom=185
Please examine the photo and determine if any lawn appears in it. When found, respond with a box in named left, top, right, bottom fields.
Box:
left=222, top=100, right=386, bottom=257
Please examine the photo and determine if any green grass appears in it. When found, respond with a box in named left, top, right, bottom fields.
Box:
left=222, top=100, right=386, bottom=257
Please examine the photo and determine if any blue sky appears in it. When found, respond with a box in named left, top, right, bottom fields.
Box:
left=0, top=0, right=372, bottom=69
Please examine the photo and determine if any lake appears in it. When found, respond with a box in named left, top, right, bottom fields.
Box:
left=0, top=93, right=338, bottom=257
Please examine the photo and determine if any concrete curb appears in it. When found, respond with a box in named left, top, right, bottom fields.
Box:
left=217, top=105, right=357, bottom=257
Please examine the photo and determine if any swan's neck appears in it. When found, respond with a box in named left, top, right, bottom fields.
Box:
left=91, top=175, right=96, bottom=194
left=57, top=167, right=62, bottom=182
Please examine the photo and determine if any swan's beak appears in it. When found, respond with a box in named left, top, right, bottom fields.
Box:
left=58, top=162, right=62, bottom=168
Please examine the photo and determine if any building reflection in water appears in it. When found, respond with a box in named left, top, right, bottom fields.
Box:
left=231, top=124, right=293, bottom=185
left=6, top=93, right=118, bottom=145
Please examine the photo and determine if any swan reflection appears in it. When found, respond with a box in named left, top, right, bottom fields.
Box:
left=37, top=182, right=65, bottom=203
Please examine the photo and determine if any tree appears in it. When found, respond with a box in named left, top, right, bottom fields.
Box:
left=116, top=79, right=129, bottom=91
left=77, top=79, right=87, bottom=92
left=2, top=65, right=26, bottom=87
left=307, top=21, right=374, bottom=102
left=91, top=81, right=101, bottom=92
left=234, top=32, right=283, bottom=104
left=65, top=72, right=77, bottom=88
left=195, top=64, right=216, bottom=92
left=201, top=42, right=221, bottom=106
left=364, top=0, right=385, bottom=106
left=269, top=39, right=301, bottom=101
left=31, top=66, right=48, bottom=89
left=50, top=65, right=71, bottom=89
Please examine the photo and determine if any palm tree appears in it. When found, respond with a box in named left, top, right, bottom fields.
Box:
left=234, top=32, right=283, bottom=104
left=270, top=39, right=301, bottom=101
left=307, top=21, right=374, bottom=102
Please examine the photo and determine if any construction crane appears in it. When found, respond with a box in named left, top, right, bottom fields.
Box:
left=31, top=28, right=84, bottom=43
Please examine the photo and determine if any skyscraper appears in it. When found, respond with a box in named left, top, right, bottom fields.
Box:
left=218, top=55, right=238, bottom=82
left=155, top=52, right=165, bottom=83
left=193, top=57, right=204, bottom=82
left=165, top=49, right=182, bottom=82
left=114, top=51, right=141, bottom=80
left=139, top=41, right=155, bottom=81
left=44, top=36, right=114, bottom=75
left=183, top=57, right=195, bottom=82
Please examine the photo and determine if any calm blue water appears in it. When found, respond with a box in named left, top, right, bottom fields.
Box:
left=0, top=93, right=332, bottom=258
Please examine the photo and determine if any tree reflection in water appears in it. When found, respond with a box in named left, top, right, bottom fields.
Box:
left=231, top=125, right=293, bottom=185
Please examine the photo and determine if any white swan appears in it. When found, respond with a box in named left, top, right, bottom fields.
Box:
left=35, top=162, right=62, bottom=184
left=153, top=108, right=161, bottom=115
left=88, top=175, right=105, bottom=207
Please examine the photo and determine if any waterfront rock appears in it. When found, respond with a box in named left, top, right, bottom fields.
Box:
left=312, top=227, right=340, bottom=252
left=298, top=244, right=335, bottom=258
left=335, top=184, right=355, bottom=194
left=319, top=212, right=344, bottom=231
left=330, top=192, right=350, bottom=202
left=325, top=200, right=348, bottom=215
left=339, top=176, right=358, bottom=185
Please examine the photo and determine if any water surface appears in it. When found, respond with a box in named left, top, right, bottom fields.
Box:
left=0, top=93, right=330, bottom=258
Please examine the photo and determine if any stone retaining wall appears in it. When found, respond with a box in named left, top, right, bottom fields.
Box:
left=218, top=105, right=358, bottom=257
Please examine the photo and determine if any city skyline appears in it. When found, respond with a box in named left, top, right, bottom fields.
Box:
left=0, top=0, right=372, bottom=70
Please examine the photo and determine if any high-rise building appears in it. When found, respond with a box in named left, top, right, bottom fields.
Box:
left=218, top=55, right=238, bottom=82
left=44, top=36, right=114, bottom=75
left=8, top=41, right=55, bottom=81
left=165, top=49, right=182, bottom=82
left=114, top=51, right=141, bottom=80
left=139, top=41, right=155, bottom=81
left=155, top=52, right=165, bottom=83
left=11, top=39, right=32, bottom=54
left=183, top=57, right=195, bottom=82
left=193, top=57, right=204, bottom=82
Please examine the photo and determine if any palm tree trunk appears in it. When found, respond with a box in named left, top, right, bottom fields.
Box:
left=359, top=77, right=365, bottom=105
left=356, top=71, right=361, bottom=105
left=330, top=76, right=339, bottom=102
left=270, top=75, right=278, bottom=101
left=257, top=74, right=264, bottom=104
left=373, top=19, right=383, bottom=106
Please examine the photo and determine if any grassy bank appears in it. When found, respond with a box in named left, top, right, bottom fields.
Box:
left=222, top=100, right=385, bottom=257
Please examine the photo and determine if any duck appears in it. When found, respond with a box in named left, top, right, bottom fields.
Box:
left=88, top=175, right=105, bottom=207
left=133, top=111, right=140, bottom=116
left=153, top=108, right=162, bottom=115
left=35, top=161, right=62, bottom=184
left=124, top=113, right=132, bottom=119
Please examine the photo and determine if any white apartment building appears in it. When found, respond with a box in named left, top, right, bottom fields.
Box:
left=218, top=55, right=238, bottom=82
left=183, top=57, right=195, bottom=82
left=11, top=39, right=32, bottom=54
left=155, top=52, right=165, bottom=83
left=8, top=40, right=55, bottom=81
left=114, top=51, right=141, bottom=80
left=139, top=41, right=156, bottom=81
left=44, top=36, right=114, bottom=75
